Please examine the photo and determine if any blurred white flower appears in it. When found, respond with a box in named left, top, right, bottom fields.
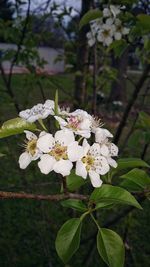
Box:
left=114, top=19, right=130, bottom=40
left=103, top=7, right=111, bottom=18
left=76, top=139, right=110, bottom=187
left=19, top=130, right=41, bottom=169
left=110, top=5, right=121, bottom=17
left=55, top=109, right=92, bottom=138
left=86, top=31, right=96, bottom=47
left=37, top=129, right=84, bottom=176
left=97, top=23, right=114, bottom=46
left=19, top=100, right=55, bottom=123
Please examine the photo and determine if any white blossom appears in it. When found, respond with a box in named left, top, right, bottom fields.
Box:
left=114, top=19, right=130, bottom=40
left=76, top=139, right=110, bottom=187
left=86, top=31, right=96, bottom=47
left=97, top=22, right=114, bottom=46
left=19, top=130, right=41, bottom=169
left=37, top=129, right=84, bottom=176
left=55, top=109, right=92, bottom=138
left=19, top=100, right=55, bottom=123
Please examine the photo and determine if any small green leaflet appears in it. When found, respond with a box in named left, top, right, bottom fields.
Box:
left=55, top=218, right=82, bottom=263
left=79, top=9, right=102, bottom=30
left=97, top=228, right=125, bottom=267
left=0, top=117, right=36, bottom=138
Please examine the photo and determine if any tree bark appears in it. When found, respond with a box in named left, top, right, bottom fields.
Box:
left=108, top=48, right=129, bottom=103
left=74, top=0, right=92, bottom=108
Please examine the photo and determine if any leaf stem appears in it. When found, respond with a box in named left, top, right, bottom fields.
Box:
left=38, top=119, right=47, bottom=131
left=90, top=213, right=101, bottom=231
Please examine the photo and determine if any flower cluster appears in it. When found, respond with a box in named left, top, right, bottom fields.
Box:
left=87, top=5, right=130, bottom=47
left=19, top=100, right=118, bottom=188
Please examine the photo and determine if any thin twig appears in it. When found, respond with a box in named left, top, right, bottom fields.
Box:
left=0, top=191, right=88, bottom=201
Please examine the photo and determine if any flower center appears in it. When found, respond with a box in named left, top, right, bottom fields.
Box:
left=103, top=29, right=110, bottom=37
left=49, top=144, right=68, bottom=161
left=27, top=139, right=37, bottom=156
left=67, top=116, right=81, bottom=130
left=82, top=155, right=95, bottom=171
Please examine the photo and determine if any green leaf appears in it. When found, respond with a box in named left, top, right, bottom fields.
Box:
left=97, top=228, right=125, bottom=267
left=0, top=117, right=37, bottom=138
left=120, top=168, right=150, bottom=190
left=136, top=111, right=150, bottom=130
left=55, top=218, right=82, bottom=263
left=137, top=14, right=150, bottom=33
left=108, top=40, right=128, bottom=58
left=79, top=9, right=102, bottom=30
left=90, top=184, right=142, bottom=209
left=0, top=153, right=6, bottom=158
left=115, top=158, right=149, bottom=172
left=66, top=171, right=86, bottom=192
left=61, top=199, right=87, bottom=212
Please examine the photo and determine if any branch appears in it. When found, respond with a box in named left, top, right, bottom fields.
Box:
left=0, top=191, right=88, bottom=201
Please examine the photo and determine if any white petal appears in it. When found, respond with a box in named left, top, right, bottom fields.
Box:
left=106, top=18, right=114, bottom=26
left=67, top=142, right=84, bottom=162
left=107, top=157, right=118, bottom=168
left=96, top=156, right=110, bottom=175
left=100, top=144, right=109, bottom=156
left=105, top=37, right=113, bottom=46
left=24, top=130, right=37, bottom=140
left=90, top=143, right=101, bottom=156
left=109, top=143, right=118, bottom=156
left=37, top=133, right=54, bottom=153
left=97, top=33, right=104, bottom=43
left=114, top=32, right=122, bottom=40
left=54, top=116, right=68, bottom=127
left=38, top=154, right=56, bottom=174
left=53, top=159, right=73, bottom=176
left=75, top=129, right=91, bottom=138
left=44, top=100, right=54, bottom=109
left=55, top=129, right=75, bottom=146
left=122, top=27, right=130, bottom=35
left=82, top=139, right=90, bottom=155
left=76, top=161, right=87, bottom=179
left=19, top=109, right=31, bottom=119
left=19, top=152, right=31, bottom=169
left=27, top=115, right=38, bottom=123
left=89, top=171, right=103, bottom=188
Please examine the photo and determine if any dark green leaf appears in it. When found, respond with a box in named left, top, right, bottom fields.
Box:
left=137, top=14, right=150, bottom=32
left=90, top=184, right=142, bottom=209
left=66, top=171, right=86, bottom=192
left=79, top=9, right=102, bottom=29
left=97, top=228, right=125, bottom=267
left=0, top=117, right=37, bottom=138
left=61, top=199, right=87, bottom=212
left=108, top=40, right=128, bottom=58
left=55, top=218, right=82, bottom=263
left=115, top=158, right=149, bottom=172
left=120, top=168, right=150, bottom=190
left=136, top=111, right=150, bottom=130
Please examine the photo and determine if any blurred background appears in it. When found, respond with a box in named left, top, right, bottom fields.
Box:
left=0, top=0, right=150, bottom=266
